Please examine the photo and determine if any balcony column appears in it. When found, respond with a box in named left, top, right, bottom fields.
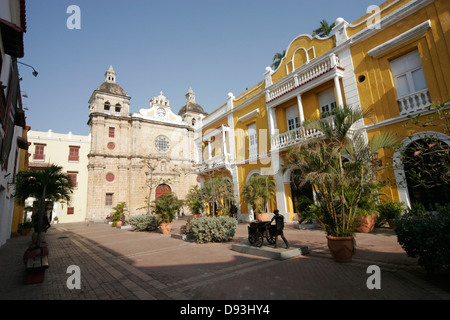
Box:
left=207, top=140, right=212, bottom=160
left=268, top=107, right=277, bottom=136
left=296, top=94, right=305, bottom=124
left=222, top=128, right=227, bottom=155
left=334, top=75, right=344, bottom=108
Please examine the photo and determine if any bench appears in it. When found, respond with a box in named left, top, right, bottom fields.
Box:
left=26, top=255, right=49, bottom=271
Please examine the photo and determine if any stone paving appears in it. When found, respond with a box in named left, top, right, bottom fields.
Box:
left=1, top=217, right=449, bottom=304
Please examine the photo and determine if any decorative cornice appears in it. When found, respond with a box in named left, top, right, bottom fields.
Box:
left=367, top=20, right=431, bottom=57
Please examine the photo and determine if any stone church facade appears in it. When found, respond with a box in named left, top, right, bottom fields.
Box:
left=86, top=66, right=207, bottom=221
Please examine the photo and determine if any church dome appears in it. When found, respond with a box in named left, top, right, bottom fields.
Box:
left=178, top=87, right=207, bottom=116
left=98, top=82, right=127, bottom=96
left=97, top=65, right=127, bottom=96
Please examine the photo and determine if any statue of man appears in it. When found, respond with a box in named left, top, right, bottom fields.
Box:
left=270, top=209, right=290, bottom=249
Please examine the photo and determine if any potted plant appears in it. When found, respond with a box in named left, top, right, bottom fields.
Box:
left=354, top=181, right=382, bottom=233
left=111, top=202, right=128, bottom=227
left=284, top=107, right=398, bottom=262
left=18, top=220, right=33, bottom=236
left=241, top=174, right=275, bottom=221
left=185, top=185, right=204, bottom=218
left=151, top=193, right=183, bottom=234
left=53, top=216, right=59, bottom=224
left=377, top=200, right=404, bottom=229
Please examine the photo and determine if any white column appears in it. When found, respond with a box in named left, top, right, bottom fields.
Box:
left=268, top=107, right=277, bottom=135
left=208, top=140, right=212, bottom=160
left=222, top=128, right=227, bottom=155
left=296, top=94, right=305, bottom=124
left=334, top=76, right=344, bottom=108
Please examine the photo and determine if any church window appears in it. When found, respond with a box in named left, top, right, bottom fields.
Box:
left=104, top=102, right=111, bottom=114
left=105, top=193, right=113, bottom=206
left=155, top=136, right=169, bottom=153
left=109, top=127, right=115, bottom=138
left=115, top=104, right=121, bottom=115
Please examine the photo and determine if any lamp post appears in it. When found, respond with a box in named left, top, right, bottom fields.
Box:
left=17, top=61, right=38, bottom=77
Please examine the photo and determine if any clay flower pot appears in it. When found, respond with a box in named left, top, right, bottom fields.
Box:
left=356, top=215, right=376, bottom=233
left=160, top=222, right=172, bottom=234
left=326, top=236, right=355, bottom=263
left=255, top=213, right=270, bottom=222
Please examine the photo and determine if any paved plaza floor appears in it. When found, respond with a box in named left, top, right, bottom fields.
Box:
left=0, top=217, right=449, bottom=314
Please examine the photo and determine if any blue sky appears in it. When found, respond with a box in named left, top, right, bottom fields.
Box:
left=19, top=0, right=383, bottom=135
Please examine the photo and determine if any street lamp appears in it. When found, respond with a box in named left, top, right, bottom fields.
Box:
left=17, top=61, right=38, bottom=77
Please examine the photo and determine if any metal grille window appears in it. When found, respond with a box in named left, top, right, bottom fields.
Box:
left=105, top=193, right=113, bottom=206
left=155, top=136, right=169, bottom=153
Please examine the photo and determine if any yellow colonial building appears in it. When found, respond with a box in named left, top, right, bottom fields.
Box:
left=196, top=0, right=450, bottom=222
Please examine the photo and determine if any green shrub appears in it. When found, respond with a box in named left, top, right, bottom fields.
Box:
left=189, top=216, right=238, bottom=243
left=395, top=203, right=450, bottom=273
left=129, top=214, right=160, bottom=232
left=376, top=200, right=404, bottom=226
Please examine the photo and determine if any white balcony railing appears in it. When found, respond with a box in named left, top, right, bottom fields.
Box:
left=198, top=153, right=231, bottom=172
left=266, top=53, right=341, bottom=102
left=271, top=126, right=323, bottom=150
left=397, top=89, right=431, bottom=115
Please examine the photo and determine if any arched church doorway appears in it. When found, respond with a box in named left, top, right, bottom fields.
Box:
left=155, top=184, right=171, bottom=202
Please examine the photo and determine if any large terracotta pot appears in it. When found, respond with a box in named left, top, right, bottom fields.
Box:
left=356, top=215, right=375, bottom=233
left=326, top=236, right=355, bottom=263
left=255, top=213, right=270, bottom=222
left=160, top=222, right=172, bottom=234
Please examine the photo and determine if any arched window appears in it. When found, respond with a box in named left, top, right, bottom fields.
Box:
left=115, top=104, right=121, bottom=115
left=104, top=102, right=111, bottom=114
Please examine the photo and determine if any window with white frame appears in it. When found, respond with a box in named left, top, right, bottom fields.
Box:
left=248, top=123, right=258, bottom=159
left=286, top=105, right=300, bottom=131
left=318, top=88, right=337, bottom=115
left=390, top=50, right=427, bottom=98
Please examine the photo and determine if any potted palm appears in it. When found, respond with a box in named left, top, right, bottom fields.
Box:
left=18, top=220, right=33, bottom=235
left=15, top=164, right=73, bottom=247
left=377, top=200, right=404, bottom=229
left=241, top=174, right=275, bottom=221
left=285, top=106, right=398, bottom=262
left=111, top=202, right=128, bottom=227
left=151, top=193, right=183, bottom=234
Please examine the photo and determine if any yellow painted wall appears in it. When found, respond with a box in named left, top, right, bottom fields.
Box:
left=271, top=35, right=335, bottom=83
left=352, top=0, right=450, bottom=125
left=11, top=127, right=30, bottom=233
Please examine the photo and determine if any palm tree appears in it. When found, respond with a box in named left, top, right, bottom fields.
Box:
left=185, top=185, right=205, bottom=216
left=271, top=50, right=286, bottom=70
left=312, top=20, right=335, bottom=37
left=241, top=174, right=276, bottom=214
left=284, top=106, right=398, bottom=237
left=15, top=164, right=73, bottom=246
